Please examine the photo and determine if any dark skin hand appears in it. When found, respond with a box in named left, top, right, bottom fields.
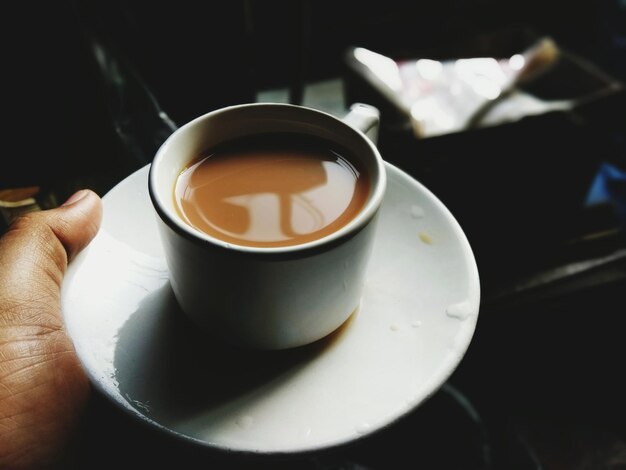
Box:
left=0, top=190, right=102, bottom=469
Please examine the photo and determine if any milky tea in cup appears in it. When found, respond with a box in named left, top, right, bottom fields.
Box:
left=149, top=103, right=385, bottom=350
left=173, top=133, right=370, bottom=248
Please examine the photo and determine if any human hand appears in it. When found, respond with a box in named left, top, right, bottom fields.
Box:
left=0, top=190, right=102, bottom=468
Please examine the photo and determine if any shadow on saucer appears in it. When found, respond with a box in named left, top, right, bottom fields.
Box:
left=113, top=283, right=353, bottom=428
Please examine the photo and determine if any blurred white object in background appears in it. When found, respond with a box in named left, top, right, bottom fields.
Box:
left=346, top=38, right=576, bottom=138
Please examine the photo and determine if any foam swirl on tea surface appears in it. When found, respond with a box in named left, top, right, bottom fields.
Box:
left=174, top=134, right=369, bottom=247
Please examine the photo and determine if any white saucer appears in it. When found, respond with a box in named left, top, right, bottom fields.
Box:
left=62, top=163, right=479, bottom=454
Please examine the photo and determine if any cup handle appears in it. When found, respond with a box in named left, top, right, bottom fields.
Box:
left=342, top=103, right=380, bottom=145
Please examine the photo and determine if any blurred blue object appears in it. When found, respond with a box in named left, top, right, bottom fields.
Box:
left=587, top=162, right=626, bottom=227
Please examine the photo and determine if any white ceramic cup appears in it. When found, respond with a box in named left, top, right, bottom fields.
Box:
left=149, top=103, right=386, bottom=349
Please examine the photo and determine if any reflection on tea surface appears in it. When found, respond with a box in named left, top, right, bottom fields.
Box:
left=175, top=135, right=369, bottom=247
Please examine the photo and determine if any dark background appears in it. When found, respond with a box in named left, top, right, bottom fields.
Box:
left=2, top=1, right=626, bottom=468
left=2, top=0, right=624, bottom=191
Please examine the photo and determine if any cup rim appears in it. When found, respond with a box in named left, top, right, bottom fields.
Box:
left=148, top=102, right=387, bottom=255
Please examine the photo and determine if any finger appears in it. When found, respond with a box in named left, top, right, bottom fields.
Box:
left=49, top=189, right=103, bottom=262
left=0, top=190, right=102, bottom=324
left=3, top=188, right=102, bottom=269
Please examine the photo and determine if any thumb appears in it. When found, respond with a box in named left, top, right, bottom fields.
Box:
left=41, top=188, right=103, bottom=263
left=0, top=189, right=102, bottom=327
